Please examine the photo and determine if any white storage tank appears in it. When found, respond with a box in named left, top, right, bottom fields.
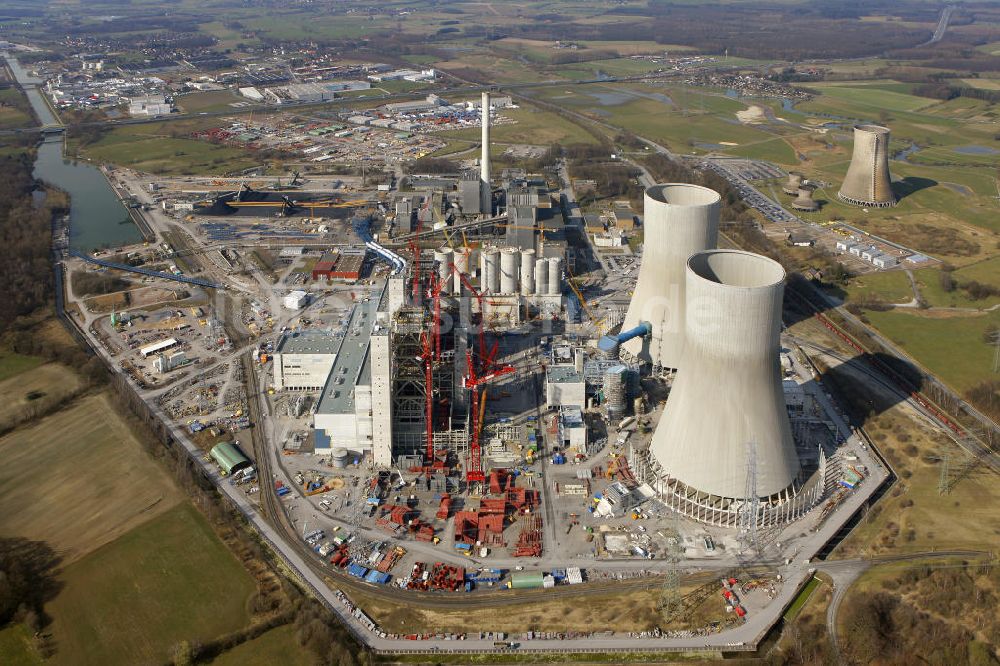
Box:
left=534, top=258, right=548, bottom=295
left=520, top=249, right=536, bottom=295
left=331, top=447, right=349, bottom=469
left=499, top=247, right=520, bottom=294
left=434, top=247, right=453, bottom=294
left=483, top=247, right=500, bottom=293
left=547, top=257, right=561, bottom=295
left=453, top=247, right=471, bottom=293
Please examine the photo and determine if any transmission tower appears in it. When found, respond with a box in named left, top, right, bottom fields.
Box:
left=938, top=451, right=951, bottom=495
left=656, top=510, right=684, bottom=624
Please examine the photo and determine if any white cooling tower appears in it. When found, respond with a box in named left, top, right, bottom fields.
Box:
left=649, top=249, right=799, bottom=503
left=453, top=247, right=471, bottom=294
left=534, top=258, right=547, bottom=295
left=620, top=183, right=720, bottom=369
left=434, top=247, right=453, bottom=295
left=546, top=257, right=561, bottom=296
left=520, top=249, right=535, bottom=295
left=499, top=247, right=520, bottom=294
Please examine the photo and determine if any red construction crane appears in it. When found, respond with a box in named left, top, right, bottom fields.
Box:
left=453, top=267, right=489, bottom=364
left=463, top=348, right=514, bottom=485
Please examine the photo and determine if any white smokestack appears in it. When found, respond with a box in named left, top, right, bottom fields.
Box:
left=480, top=91, right=491, bottom=215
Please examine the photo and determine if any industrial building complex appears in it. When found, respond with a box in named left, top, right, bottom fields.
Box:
left=57, top=75, right=891, bottom=656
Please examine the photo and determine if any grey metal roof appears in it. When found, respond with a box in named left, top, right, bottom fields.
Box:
left=547, top=365, right=584, bottom=384
left=316, top=305, right=375, bottom=415
left=275, top=330, right=341, bottom=355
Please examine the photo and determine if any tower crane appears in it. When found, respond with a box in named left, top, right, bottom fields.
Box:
left=463, top=348, right=514, bottom=485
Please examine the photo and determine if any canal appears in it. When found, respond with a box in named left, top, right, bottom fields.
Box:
left=5, top=53, right=142, bottom=252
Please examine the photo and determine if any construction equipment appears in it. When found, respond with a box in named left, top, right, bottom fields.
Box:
left=463, top=348, right=514, bottom=485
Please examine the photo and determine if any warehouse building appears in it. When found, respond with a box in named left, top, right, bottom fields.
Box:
left=313, top=305, right=375, bottom=455
left=311, top=249, right=366, bottom=281
left=210, top=441, right=252, bottom=476
left=273, top=330, right=340, bottom=391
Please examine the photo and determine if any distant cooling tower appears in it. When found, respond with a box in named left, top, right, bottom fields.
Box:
left=647, top=250, right=801, bottom=523
left=838, top=124, right=896, bottom=208
left=790, top=185, right=819, bottom=212
left=620, top=184, right=720, bottom=369
left=782, top=172, right=804, bottom=196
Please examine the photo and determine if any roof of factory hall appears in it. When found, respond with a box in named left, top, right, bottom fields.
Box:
left=316, top=304, right=375, bottom=415
left=546, top=365, right=584, bottom=384
left=275, top=329, right=342, bottom=355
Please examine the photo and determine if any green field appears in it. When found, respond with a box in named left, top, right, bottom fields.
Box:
left=175, top=90, right=243, bottom=114
left=76, top=121, right=261, bottom=175
left=0, top=624, right=42, bottom=666
left=864, top=309, right=1000, bottom=391
left=47, top=503, right=255, bottom=665
left=444, top=104, right=599, bottom=146
left=784, top=577, right=822, bottom=622
left=843, top=269, right=914, bottom=304
left=0, top=351, right=44, bottom=382
left=0, top=87, right=35, bottom=129
left=208, top=625, right=313, bottom=665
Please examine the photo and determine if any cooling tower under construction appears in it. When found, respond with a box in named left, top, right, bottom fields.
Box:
left=635, top=250, right=823, bottom=528
left=620, top=184, right=720, bottom=370
left=838, top=124, right=896, bottom=208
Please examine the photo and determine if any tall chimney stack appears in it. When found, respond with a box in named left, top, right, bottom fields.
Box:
left=480, top=91, right=491, bottom=215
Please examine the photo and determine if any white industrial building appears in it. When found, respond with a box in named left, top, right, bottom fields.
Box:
left=238, top=86, right=264, bottom=102
left=558, top=406, right=587, bottom=451
left=545, top=365, right=585, bottom=410
left=153, top=351, right=186, bottom=374
left=284, top=290, right=308, bottom=310
left=272, top=330, right=339, bottom=391
left=128, top=94, right=172, bottom=116
left=313, top=306, right=376, bottom=456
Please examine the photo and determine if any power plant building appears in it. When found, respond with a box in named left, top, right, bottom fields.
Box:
left=273, top=330, right=340, bottom=391
left=838, top=125, right=896, bottom=208
left=620, top=184, right=720, bottom=370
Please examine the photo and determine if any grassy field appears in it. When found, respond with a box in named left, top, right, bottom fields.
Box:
left=0, top=362, right=84, bottom=426
left=0, top=351, right=45, bottom=382
left=76, top=120, right=261, bottom=175
left=0, top=87, right=35, bottom=129
left=47, top=503, right=256, bottom=665
left=843, top=269, right=914, bottom=304
left=0, top=392, right=184, bottom=564
left=0, top=624, right=42, bottom=666
left=864, top=309, right=999, bottom=392
left=207, top=625, right=312, bottom=665
left=175, top=89, right=243, bottom=114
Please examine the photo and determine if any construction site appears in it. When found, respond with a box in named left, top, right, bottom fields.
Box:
left=67, top=90, right=893, bottom=650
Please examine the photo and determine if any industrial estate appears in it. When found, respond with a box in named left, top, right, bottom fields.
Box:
left=2, top=1, right=1000, bottom=664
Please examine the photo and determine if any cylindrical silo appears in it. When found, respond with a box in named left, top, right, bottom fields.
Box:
left=838, top=124, right=895, bottom=208
left=649, top=249, right=799, bottom=505
left=603, top=365, right=627, bottom=421
left=434, top=246, right=453, bottom=294
left=546, top=257, right=561, bottom=296
left=620, top=184, right=720, bottom=369
left=534, top=258, right=547, bottom=295
left=520, top=249, right=535, bottom=295
left=499, top=247, right=520, bottom=294
left=453, top=247, right=471, bottom=294
left=331, top=447, right=349, bottom=469
left=483, top=246, right=499, bottom=294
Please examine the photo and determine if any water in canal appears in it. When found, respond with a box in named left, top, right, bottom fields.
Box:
left=5, top=54, right=142, bottom=252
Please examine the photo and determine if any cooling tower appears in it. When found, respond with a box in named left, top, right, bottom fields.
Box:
left=453, top=247, right=471, bottom=294
left=790, top=185, right=819, bottom=212
left=520, top=249, right=535, bottom=295
left=546, top=257, right=561, bottom=296
left=649, top=250, right=799, bottom=504
left=434, top=247, right=453, bottom=294
left=499, top=247, right=520, bottom=294
left=480, top=92, right=492, bottom=215
left=620, top=184, right=720, bottom=369
left=838, top=124, right=895, bottom=208
left=782, top=172, right=804, bottom=196
left=534, top=258, right=547, bottom=295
